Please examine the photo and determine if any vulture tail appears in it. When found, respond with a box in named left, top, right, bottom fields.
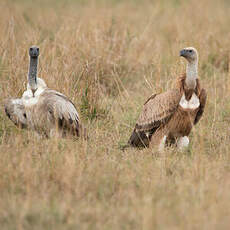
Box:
left=127, top=129, right=150, bottom=148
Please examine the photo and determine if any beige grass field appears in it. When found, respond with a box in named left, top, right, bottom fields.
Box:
left=1, top=0, right=230, bottom=229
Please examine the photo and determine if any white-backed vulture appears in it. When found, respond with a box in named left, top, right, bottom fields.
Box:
left=128, top=47, right=207, bottom=150
left=5, top=46, right=85, bottom=138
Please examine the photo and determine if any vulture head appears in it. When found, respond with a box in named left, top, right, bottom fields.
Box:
left=180, top=47, right=198, bottom=63
left=29, top=46, right=39, bottom=58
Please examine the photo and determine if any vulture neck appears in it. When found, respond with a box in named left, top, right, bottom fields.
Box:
left=28, top=57, right=38, bottom=96
left=185, top=60, right=198, bottom=90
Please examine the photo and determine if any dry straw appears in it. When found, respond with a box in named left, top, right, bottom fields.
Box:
left=0, top=0, right=230, bottom=229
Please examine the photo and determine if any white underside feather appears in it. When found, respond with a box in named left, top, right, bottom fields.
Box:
left=179, top=93, right=200, bottom=110
left=22, top=87, right=45, bottom=107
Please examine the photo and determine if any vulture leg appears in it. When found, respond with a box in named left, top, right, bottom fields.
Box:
left=177, top=136, right=189, bottom=150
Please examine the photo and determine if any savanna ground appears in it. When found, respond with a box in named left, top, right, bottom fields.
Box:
left=0, top=0, right=230, bottom=229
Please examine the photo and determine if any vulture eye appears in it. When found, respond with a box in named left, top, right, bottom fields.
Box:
left=30, top=47, right=33, bottom=51
left=189, top=50, right=193, bottom=53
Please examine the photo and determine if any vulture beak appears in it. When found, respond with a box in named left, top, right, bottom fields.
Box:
left=180, top=49, right=186, bottom=57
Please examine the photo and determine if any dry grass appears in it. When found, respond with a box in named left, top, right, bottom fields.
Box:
left=1, top=0, right=230, bottom=229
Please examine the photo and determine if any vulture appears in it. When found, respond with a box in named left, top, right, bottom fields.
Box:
left=128, top=47, right=207, bottom=150
left=5, top=46, right=85, bottom=138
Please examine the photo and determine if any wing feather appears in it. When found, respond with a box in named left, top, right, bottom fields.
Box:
left=4, top=98, right=27, bottom=128
left=40, top=89, right=80, bottom=136
left=194, top=88, right=207, bottom=125
left=128, top=89, right=182, bottom=147
left=135, top=89, right=182, bottom=132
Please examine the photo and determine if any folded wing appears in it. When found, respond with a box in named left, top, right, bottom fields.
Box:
left=128, top=89, right=182, bottom=147
left=40, top=89, right=80, bottom=136
left=194, top=88, right=207, bottom=125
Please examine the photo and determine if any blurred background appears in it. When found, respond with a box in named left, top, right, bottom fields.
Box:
left=0, top=0, right=230, bottom=229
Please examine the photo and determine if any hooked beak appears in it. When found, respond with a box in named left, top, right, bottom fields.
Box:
left=180, top=49, right=186, bottom=57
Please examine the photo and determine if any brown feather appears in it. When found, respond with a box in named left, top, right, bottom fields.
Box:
left=128, top=74, right=207, bottom=148
left=135, top=89, right=182, bottom=132
left=128, top=129, right=150, bottom=148
left=194, top=88, right=207, bottom=125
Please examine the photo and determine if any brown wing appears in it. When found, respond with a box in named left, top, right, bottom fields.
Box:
left=39, top=89, right=81, bottom=136
left=136, top=89, right=182, bottom=132
left=194, top=88, right=207, bottom=125
left=4, top=98, right=27, bottom=129
left=128, top=89, right=182, bottom=147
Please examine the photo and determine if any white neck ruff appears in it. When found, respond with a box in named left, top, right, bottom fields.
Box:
left=22, top=78, right=47, bottom=107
